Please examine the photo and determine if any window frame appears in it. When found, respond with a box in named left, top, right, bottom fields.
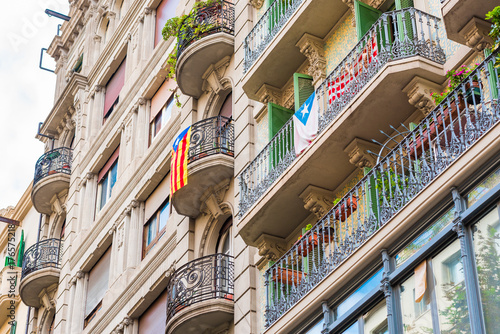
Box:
left=143, top=198, right=170, bottom=258
left=149, top=93, right=174, bottom=145
left=97, top=159, right=118, bottom=212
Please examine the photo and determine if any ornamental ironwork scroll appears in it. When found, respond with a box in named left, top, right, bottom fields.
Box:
left=21, top=238, right=62, bottom=279
left=33, top=147, right=73, bottom=185
left=188, top=116, right=234, bottom=163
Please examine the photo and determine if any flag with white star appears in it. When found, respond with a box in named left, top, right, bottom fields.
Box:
left=293, top=91, right=318, bottom=156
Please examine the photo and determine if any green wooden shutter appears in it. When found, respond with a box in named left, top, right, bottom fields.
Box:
left=355, top=0, right=382, bottom=41
left=268, top=102, right=294, bottom=168
left=293, top=73, right=314, bottom=110
left=16, top=230, right=24, bottom=267
left=395, top=0, right=414, bottom=43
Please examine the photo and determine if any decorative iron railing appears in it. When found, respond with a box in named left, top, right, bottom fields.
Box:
left=188, top=116, right=234, bottom=163
left=239, top=8, right=446, bottom=217
left=21, top=239, right=62, bottom=280
left=177, top=1, right=235, bottom=59
left=166, top=254, right=234, bottom=319
left=33, top=147, right=73, bottom=186
left=244, top=0, right=304, bottom=72
left=263, top=51, right=500, bottom=327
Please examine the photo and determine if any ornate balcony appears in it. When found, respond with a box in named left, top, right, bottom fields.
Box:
left=176, top=1, right=235, bottom=98
left=166, top=254, right=234, bottom=334
left=238, top=8, right=446, bottom=246
left=263, top=53, right=500, bottom=327
left=172, top=116, right=234, bottom=218
left=441, top=0, right=497, bottom=47
left=242, top=0, right=348, bottom=98
left=32, top=147, right=72, bottom=215
left=0, top=266, right=21, bottom=320
left=19, top=239, right=62, bottom=308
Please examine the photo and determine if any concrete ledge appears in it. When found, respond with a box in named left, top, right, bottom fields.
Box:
left=19, top=267, right=60, bottom=308
left=32, top=173, right=70, bottom=215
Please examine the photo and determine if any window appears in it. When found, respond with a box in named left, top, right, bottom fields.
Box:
left=340, top=300, right=387, bottom=334
left=103, top=58, right=126, bottom=121
left=150, top=95, right=173, bottom=144
left=400, top=240, right=471, bottom=333
left=149, top=79, right=176, bottom=145
left=84, top=247, right=111, bottom=328
left=144, top=199, right=169, bottom=256
left=472, top=206, right=500, bottom=333
left=155, top=0, right=181, bottom=47
left=97, top=147, right=119, bottom=212
left=138, top=288, right=168, bottom=334
left=466, top=165, right=500, bottom=207
left=143, top=174, right=171, bottom=257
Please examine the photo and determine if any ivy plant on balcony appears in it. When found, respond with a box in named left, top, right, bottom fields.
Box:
left=162, top=0, right=222, bottom=80
left=486, top=6, right=500, bottom=68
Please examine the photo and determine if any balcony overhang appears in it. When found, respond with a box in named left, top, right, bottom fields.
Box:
left=166, top=298, right=234, bottom=334
left=172, top=154, right=234, bottom=218
left=441, top=0, right=497, bottom=45
left=242, top=0, right=349, bottom=100
left=238, top=56, right=445, bottom=246
left=176, top=33, right=234, bottom=98
left=19, top=267, right=60, bottom=308
left=32, top=173, right=70, bottom=215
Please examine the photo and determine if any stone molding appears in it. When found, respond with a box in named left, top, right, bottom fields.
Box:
left=256, top=234, right=287, bottom=262
left=344, top=137, right=380, bottom=169
left=459, top=17, right=494, bottom=52
left=249, top=0, right=264, bottom=9
left=202, top=56, right=232, bottom=95
left=256, top=84, right=282, bottom=104
left=296, top=34, right=326, bottom=87
left=299, top=185, right=335, bottom=219
left=402, top=76, right=442, bottom=116
left=200, top=179, right=231, bottom=219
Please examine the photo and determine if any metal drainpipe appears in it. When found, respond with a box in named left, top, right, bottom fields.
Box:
left=25, top=214, right=43, bottom=333
left=24, top=307, right=30, bottom=334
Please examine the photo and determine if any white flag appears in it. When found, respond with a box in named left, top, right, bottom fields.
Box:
left=293, top=92, right=318, bottom=156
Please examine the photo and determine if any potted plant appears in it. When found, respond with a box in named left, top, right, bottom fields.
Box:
left=332, top=196, right=358, bottom=222
left=294, top=224, right=318, bottom=256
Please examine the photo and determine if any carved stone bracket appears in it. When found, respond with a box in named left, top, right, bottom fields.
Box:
left=459, top=17, right=494, bottom=52
left=344, top=137, right=380, bottom=169
left=200, top=179, right=231, bottom=219
left=402, top=76, right=442, bottom=116
left=249, top=0, right=264, bottom=9
left=296, top=34, right=326, bottom=88
left=256, top=84, right=282, bottom=105
left=202, top=56, right=231, bottom=95
left=255, top=234, right=287, bottom=262
left=299, top=185, right=335, bottom=219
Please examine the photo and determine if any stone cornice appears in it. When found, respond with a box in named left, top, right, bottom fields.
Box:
left=38, top=73, right=88, bottom=140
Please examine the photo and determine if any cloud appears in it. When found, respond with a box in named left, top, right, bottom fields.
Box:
left=0, top=1, right=68, bottom=209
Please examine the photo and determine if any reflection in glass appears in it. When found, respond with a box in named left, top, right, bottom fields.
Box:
left=363, top=300, right=387, bottom=334
left=400, top=274, right=433, bottom=333
left=467, top=166, right=500, bottom=207
left=396, top=208, right=454, bottom=268
left=433, top=240, right=471, bottom=333
left=472, top=208, right=500, bottom=333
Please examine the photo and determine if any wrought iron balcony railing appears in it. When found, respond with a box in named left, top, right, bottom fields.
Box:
left=21, top=239, right=62, bottom=280
left=33, top=147, right=73, bottom=186
left=244, top=0, right=304, bottom=72
left=263, top=52, right=500, bottom=327
left=188, top=116, right=234, bottom=163
left=166, top=254, right=234, bottom=319
left=239, top=8, right=446, bottom=217
left=177, top=1, right=235, bottom=59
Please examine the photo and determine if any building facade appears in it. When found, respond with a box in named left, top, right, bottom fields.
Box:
left=16, top=0, right=500, bottom=333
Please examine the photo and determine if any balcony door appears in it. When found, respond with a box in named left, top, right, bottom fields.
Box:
left=216, top=217, right=233, bottom=300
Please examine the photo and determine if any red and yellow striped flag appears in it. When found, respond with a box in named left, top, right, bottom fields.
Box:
left=170, top=126, right=191, bottom=196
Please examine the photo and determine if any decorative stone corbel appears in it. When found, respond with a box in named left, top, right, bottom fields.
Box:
left=256, top=84, right=282, bottom=105
left=200, top=180, right=231, bottom=218
left=249, top=0, right=264, bottom=9
left=459, top=17, right=494, bottom=52
left=202, top=56, right=231, bottom=94
left=255, top=234, right=287, bottom=262
left=344, top=137, right=380, bottom=169
left=402, top=76, right=442, bottom=116
left=39, top=290, right=57, bottom=310
left=299, top=185, right=335, bottom=219
left=296, top=34, right=326, bottom=88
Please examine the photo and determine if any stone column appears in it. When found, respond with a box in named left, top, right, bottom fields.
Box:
left=141, top=8, right=154, bottom=62
left=125, top=201, right=140, bottom=269
left=70, top=271, right=86, bottom=333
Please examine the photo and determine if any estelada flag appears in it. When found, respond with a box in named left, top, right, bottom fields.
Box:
left=170, top=126, right=191, bottom=196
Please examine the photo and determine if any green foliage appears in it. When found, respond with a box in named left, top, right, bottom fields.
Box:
left=375, top=168, right=408, bottom=204
left=486, top=6, right=500, bottom=67
left=430, top=64, right=479, bottom=104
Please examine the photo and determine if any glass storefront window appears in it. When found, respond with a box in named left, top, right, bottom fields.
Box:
left=472, top=207, right=500, bottom=333
left=400, top=274, right=433, bottom=333
left=467, top=166, right=500, bottom=207
left=396, top=208, right=454, bottom=268
left=363, top=300, right=388, bottom=334
left=432, top=240, right=471, bottom=333
left=303, top=318, right=324, bottom=334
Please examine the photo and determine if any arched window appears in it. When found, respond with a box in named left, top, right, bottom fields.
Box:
left=218, top=92, right=232, bottom=118
left=103, top=20, right=110, bottom=44
left=216, top=217, right=232, bottom=256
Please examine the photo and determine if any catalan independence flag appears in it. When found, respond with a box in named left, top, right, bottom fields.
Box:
left=170, top=126, right=191, bottom=196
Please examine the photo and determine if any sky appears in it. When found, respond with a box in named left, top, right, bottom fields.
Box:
left=0, top=0, right=69, bottom=210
